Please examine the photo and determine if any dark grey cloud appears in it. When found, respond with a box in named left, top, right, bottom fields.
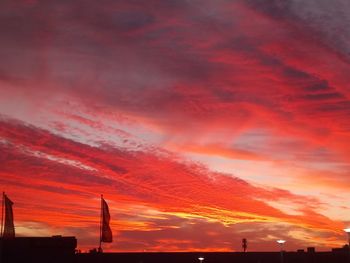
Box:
left=1, top=0, right=350, bottom=145
left=246, top=0, right=350, bottom=60
left=302, top=92, right=344, bottom=101
left=304, top=81, right=331, bottom=92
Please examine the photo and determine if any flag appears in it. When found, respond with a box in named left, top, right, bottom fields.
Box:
left=2, top=193, right=15, bottom=238
left=101, top=197, right=112, bottom=243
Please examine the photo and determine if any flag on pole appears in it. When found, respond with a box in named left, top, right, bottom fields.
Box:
left=101, top=197, right=112, bottom=243
left=2, top=193, right=15, bottom=239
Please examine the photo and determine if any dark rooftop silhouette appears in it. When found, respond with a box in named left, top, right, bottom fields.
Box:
left=1, top=236, right=350, bottom=263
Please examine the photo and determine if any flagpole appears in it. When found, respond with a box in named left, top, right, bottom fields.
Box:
left=99, top=194, right=103, bottom=252
left=0, top=192, right=5, bottom=263
left=1, top=192, right=4, bottom=238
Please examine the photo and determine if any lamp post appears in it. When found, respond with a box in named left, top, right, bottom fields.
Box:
left=198, top=257, right=204, bottom=263
left=277, top=240, right=286, bottom=263
left=344, top=228, right=350, bottom=247
left=344, top=229, right=350, bottom=262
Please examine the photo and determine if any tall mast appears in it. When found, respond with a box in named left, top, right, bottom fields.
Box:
left=0, top=193, right=4, bottom=263
left=1, top=192, right=4, bottom=238
left=99, top=194, right=103, bottom=251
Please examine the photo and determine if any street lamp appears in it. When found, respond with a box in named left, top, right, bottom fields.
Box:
left=198, top=257, right=204, bottom=263
left=345, top=229, right=350, bottom=263
left=344, top=228, right=350, bottom=247
left=276, top=240, right=286, bottom=263
left=277, top=239, right=286, bottom=248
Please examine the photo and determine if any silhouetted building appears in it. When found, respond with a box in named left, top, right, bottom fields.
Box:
left=0, top=236, right=77, bottom=263
left=307, top=247, right=315, bottom=253
left=332, top=244, right=350, bottom=252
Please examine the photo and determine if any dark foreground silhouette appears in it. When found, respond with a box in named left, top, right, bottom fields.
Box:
left=75, top=250, right=350, bottom=263
left=1, top=236, right=350, bottom=263
left=0, top=236, right=77, bottom=263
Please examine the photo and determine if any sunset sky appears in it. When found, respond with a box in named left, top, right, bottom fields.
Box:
left=1, top=0, right=350, bottom=252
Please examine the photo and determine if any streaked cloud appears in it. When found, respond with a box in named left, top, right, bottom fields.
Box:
left=0, top=0, right=350, bottom=251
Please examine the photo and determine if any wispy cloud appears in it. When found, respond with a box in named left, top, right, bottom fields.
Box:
left=0, top=0, right=350, bottom=251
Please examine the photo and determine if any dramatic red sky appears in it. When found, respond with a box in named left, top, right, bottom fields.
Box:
left=1, top=0, right=350, bottom=252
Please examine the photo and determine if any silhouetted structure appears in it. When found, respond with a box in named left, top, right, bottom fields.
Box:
left=2, top=238, right=350, bottom=263
left=0, top=236, right=77, bottom=263
left=1, top=193, right=15, bottom=239
left=75, top=250, right=350, bottom=263
left=332, top=244, right=350, bottom=252
left=242, top=238, right=247, bottom=252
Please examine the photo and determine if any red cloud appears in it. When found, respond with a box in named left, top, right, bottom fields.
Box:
left=0, top=118, right=345, bottom=251
left=1, top=0, right=350, bottom=252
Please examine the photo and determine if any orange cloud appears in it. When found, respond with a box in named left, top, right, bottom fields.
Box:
left=0, top=118, right=346, bottom=251
left=1, top=0, right=350, bottom=252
